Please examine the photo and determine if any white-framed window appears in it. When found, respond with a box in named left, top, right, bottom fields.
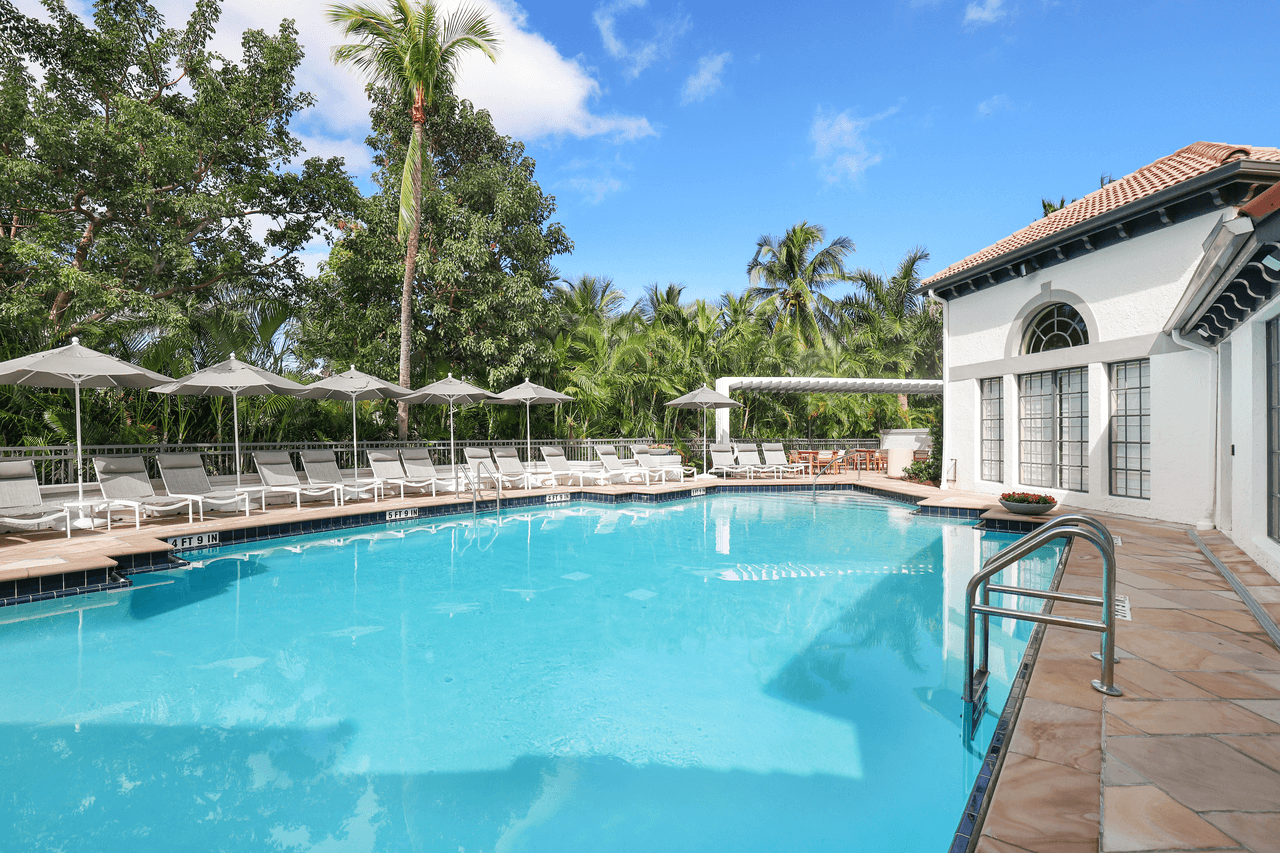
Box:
left=1019, top=367, right=1088, bottom=491
left=1110, top=359, right=1150, bottom=499
left=980, top=378, right=1003, bottom=482
left=1023, top=303, right=1089, bottom=354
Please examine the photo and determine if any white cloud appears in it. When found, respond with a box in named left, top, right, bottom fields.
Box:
left=964, top=0, right=1006, bottom=24
left=809, top=106, right=898, bottom=183
left=13, top=0, right=655, bottom=174
left=593, top=0, right=691, bottom=80
left=556, top=158, right=630, bottom=204
left=680, top=52, right=731, bottom=106
left=976, top=93, right=1011, bottom=118
left=454, top=1, right=655, bottom=141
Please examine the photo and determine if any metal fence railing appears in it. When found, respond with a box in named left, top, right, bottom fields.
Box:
left=1, top=436, right=882, bottom=487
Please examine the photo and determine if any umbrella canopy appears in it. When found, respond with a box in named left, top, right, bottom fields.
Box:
left=665, top=384, right=744, bottom=474
left=153, top=354, right=306, bottom=487
left=407, top=373, right=500, bottom=493
left=295, top=366, right=415, bottom=480
left=0, top=337, right=173, bottom=502
left=490, top=378, right=573, bottom=461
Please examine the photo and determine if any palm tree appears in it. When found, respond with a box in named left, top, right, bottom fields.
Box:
left=746, top=222, right=854, bottom=350
left=841, top=246, right=942, bottom=412
left=327, top=0, right=500, bottom=439
left=554, top=274, right=628, bottom=326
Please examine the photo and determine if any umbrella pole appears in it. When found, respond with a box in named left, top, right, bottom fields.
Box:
left=74, top=380, right=84, bottom=502
left=702, top=406, right=707, bottom=475
left=232, top=391, right=242, bottom=488
left=450, top=403, right=457, bottom=494
left=526, top=400, right=532, bottom=463
left=351, top=393, right=359, bottom=483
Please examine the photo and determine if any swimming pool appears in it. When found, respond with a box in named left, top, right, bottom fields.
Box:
left=0, top=493, right=1058, bottom=852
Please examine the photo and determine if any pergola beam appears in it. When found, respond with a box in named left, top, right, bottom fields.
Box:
left=712, top=376, right=943, bottom=443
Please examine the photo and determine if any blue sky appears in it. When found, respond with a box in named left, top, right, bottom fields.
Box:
left=21, top=0, right=1280, bottom=303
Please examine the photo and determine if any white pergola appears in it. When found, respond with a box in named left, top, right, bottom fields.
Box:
left=712, top=376, right=944, bottom=442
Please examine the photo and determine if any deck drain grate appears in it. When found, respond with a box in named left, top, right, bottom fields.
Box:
left=1114, top=595, right=1131, bottom=621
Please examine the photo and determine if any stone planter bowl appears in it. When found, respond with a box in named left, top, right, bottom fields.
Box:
left=998, top=499, right=1055, bottom=516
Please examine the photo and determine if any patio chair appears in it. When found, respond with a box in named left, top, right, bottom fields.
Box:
left=91, top=456, right=196, bottom=529
left=708, top=445, right=753, bottom=479
left=251, top=451, right=343, bottom=509
left=733, top=444, right=785, bottom=479
left=463, top=447, right=523, bottom=491
left=595, top=446, right=652, bottom=485
left=300, top=450, right=382, bottom=503
left=367, top=450, right=444, bottom=498
left=540, top=446, right=611, bottom=486
left=0, top=459, right=71, bottom=537
left=492, top=447, right=553, bottom=490
left=157, top=452, right=261, bottom=516
left=761, top=443, right=806, bottom=478
left=399, top=448, right=459, bottom=493
left=631, top=447, right=686, bottom=482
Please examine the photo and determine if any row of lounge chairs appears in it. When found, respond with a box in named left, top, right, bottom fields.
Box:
left=0, top=442, right=841, bottom=536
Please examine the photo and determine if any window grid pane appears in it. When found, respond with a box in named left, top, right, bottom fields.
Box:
left=1109, top=359, right=1150, bottom=499
left=1270, top=320, right=1280, bottom=542
left=1057, top=367, right=1089, bottom=492
left=1019, top=372, right=1054, bottom=487
left=980, top=378, right=1004, bottom=482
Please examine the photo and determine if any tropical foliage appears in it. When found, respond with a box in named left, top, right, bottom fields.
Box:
left=0, top=0, right=943, bottom=457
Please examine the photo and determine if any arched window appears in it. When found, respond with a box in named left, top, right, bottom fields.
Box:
left=1023, top=303, right=1089, bottom=354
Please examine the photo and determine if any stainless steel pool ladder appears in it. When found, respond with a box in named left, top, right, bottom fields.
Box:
left=467, top=460, right=502, bottom=516
left=963, top=513, right=1122, bottom=740
left=810, top=449, right=859, bottom=498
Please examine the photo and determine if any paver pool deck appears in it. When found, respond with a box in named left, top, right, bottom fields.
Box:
left=3, top=472, right=1278, bottom=852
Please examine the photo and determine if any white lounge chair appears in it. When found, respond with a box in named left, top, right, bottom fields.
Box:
left=540, top=447, right=611, bottom=486
left=595, top=446, right=652, bottom=484
left=252, top=451, right=343, bottom=509
left=631, top=447, right=685, bottom=482
left=300, top=450, right=382, bottom=502
left=0, top=459, right=71, bottom=537
left=492, top=447, right=553, bottom=490
left=157, top=452, right=262, bottom=516
left=367, top=450, right=445, bottom=498
left=91, top=456, right=197, bottom=528
left=734, top=444, right=784, bottom=479
left=761, top=443, right=806, bottom=477
left=463, top=447, right=523, bottom=491
left=399, top=448, right=459, bottom=492
left=708, top=444, right=753, bottom=479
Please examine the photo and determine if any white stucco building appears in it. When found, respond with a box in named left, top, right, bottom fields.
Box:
left=922, top=141, right=1280, bottom=576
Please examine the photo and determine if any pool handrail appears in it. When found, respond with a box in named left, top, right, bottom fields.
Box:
left=962, top=512, right=1121, bottom=739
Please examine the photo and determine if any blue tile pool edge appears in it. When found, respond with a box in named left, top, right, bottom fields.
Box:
left=1, top=481, right=1057, bottom=850
left=947, top=536, right=1076, bottom=853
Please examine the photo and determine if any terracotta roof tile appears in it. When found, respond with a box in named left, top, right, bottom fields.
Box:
left=923, top=142, right=1280, bottom=286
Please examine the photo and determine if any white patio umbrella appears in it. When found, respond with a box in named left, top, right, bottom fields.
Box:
left=0, top=337, right=173, bottom=504
left=294, top=366, right=415, bottom=480
left=665, top=384, right=744, bottom=475
left=152, top=354, right=306, bottom=487
left=407, top=373, right=499, bottom=493
left=490, top=378, right=572, bottom=462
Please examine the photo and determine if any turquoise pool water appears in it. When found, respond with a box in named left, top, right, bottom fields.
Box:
left=0, top=494, right=1058, bottom=852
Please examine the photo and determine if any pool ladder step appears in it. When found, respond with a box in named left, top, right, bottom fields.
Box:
left=966, top=670, right=989, bottom=740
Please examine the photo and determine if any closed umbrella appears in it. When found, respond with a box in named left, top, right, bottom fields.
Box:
left=490, top=378, right=572, bottom=462
left=406, top=373, right=499, bottom=493
left=152, top=354, right=305, bottom=487
left=0, top=337, right=173, bottom=504
left=294, top=366, right=414, bottom=481
left=665, top=384, right=744, bottom=475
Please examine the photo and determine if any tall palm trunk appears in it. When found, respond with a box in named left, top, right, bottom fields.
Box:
left=397, top=111, right=426, bottom=440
